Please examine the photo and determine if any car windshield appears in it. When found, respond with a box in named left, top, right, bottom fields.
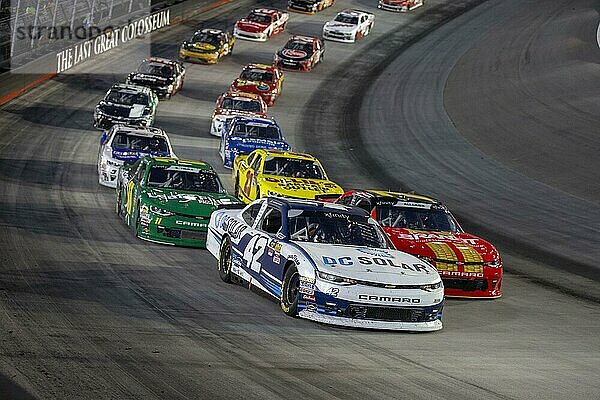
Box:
left=137, top=61, right=173, bottom=77
left=263, top=157, right=325, bottom=179
left=376, top=205, right=460, bottom=232
left=106, top=89, right=149, bottom=106
left=240, top=69, right=274, bottom=82
left=288, top=209, right=389, bottom=248
left=247, top=12, right=271, bottom=24
left=191, top=32, right=222, bottom=46
left=221, top=97, right=263, bottom=112
left=231, top=123, right=280, bottom=139
left=112, top=133, right=168, bottom=152
left=284, top=40, right=312, bottom=53
left=147, top=166, right=223, bottom=193
left=334, top=14, right=358, bottom=24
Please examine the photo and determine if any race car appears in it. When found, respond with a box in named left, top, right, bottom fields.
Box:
left=210, top=91, right=268, bottom=137
left=179, top=28, right=235, bottom=64
left=273, top=36, right=324, bottom=72
left=93, top=83, right=158, bottom=129
left=233, top=149, right=344, bottom=203
left=115, top=156, right=239, bottom=247
left=233, top=8, right=289, bottom=42
left=322, top=9, right=375, bottom=43
left=125, top=57, right=185, bottom=99
left=378, top=0, right=424, bottom=12
left=287, top=0, right=335, bottom=14
left=336, top=190, right=503, bottom=298
left=97, top=124, right=175, bottom=188
left=219, top=116, right=290, bottom=169
left=207, top=198, right=444, bottom=331
left=230, top=64, right=284, bottom=106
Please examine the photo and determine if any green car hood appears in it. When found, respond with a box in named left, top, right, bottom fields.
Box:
left=143, top=187, right=238, bottom=216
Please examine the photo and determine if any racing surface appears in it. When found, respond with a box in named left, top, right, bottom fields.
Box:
left=0, top=0, right=599, bottom=399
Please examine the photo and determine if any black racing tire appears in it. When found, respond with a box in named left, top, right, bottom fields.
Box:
left=234, top=175, right=241, bottom=199
left=218, top=236, right=233, bottom=283
left=229, top=43, right=234, bottom=54
left=280, top=265, right=300, bottom=317
left=256, top=184, right=262, bottom=199
left=115, top=185, right=122, bottom=216
left=131, top=202, right=140, bottom=237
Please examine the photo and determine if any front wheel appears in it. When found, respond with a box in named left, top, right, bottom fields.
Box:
left=218, top=236, right=233, bottom=283
left=131, top=203, right=140, bottom=237
left=280, top=266, right=300, bottom=316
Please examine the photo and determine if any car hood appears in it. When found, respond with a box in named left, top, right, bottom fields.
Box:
left=259, top=175, right=343, bottom=198
left=324, top=21, right=357, bottom=33
left=143, top=188, right=238, bottom=216
left=227, top=136, right=289, bottom=154
left=297, top=243, right=440, bottom=285
left=191, top=42, right=218, bottom=51
left=232, top=79, right=275, bottom=93
left=278, top=49, right=311, bottom=60
left=385, top=228, right=499, bottom=263
left=214, top=109, right=265, bottom=118
left=99, top=102, right=146, bottom=118
left=236, top=20, right=268, bottom=32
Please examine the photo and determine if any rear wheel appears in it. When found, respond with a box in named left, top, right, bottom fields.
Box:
left=218, top=236, right=233, bottom=283
left=280, top=266, right=299, bottom=316
left=131, top=202, right=140, bottom=237
left=256, top=184, right=262, bottom=199
left=234, top=175, right=241, bottom=199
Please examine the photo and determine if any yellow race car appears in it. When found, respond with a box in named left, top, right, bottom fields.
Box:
left=233, top=149, right=344, bottom=203
left=179, top=28, right=235, bottom=64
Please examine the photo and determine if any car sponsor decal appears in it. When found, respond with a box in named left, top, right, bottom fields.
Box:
left=322, top=256, right=432, bottom=273
left=358, top=294, right=421, bottom=304
left=146, top=190, right=233, bottom=206
left=282, top=49, right=308, bottom=58
left=216, top=214, right=248, bottom=240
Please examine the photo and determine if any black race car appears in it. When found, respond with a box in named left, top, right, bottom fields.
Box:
left=126, top=57, right=185, bottom=99
left=273, top=35, right=324, bottom=71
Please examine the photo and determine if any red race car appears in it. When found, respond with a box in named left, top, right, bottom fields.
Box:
left=210, top=91, right=268, bottom=136
left=233, top=8, right=289, bottom=42
left=274, top=35, right=325, bottom=71
left=336, top=190, right=503, bottom=298
left=230, top=64, right=284, bottom=106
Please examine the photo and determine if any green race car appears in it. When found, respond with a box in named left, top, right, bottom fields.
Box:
left=116, top=156, right=240, bottom=247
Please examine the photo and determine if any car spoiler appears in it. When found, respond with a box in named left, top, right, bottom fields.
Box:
left=314, top=194, right=341, bottom=203
left=218, top=202, right=246, bottom=210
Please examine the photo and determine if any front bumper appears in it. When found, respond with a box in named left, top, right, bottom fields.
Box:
left=287, top=4, right=319, bottom=14
left=442, top=275, right=502, bottom=298
left=179, top=49, right=220, bottom=64
left=322, top=30, right=356, bottom=43
left=137, top=208, right=210, bottom=248
left=299, top=310, right=443, bottom=331
left=233, top=29, right=268, bottom=42
left=275, top=58, right=311, bottom=72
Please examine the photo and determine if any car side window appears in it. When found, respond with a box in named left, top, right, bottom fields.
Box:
left=337, top=195, right=353, bottom=206
left=354, top=196, right=372, bottom=212
left=250, top=154, right=262, bottom=172
left=245, top=153, right=255, bottom=168
left=259, top=206, right=282, bottom=235
left=242, top=202, right=262, bottom=226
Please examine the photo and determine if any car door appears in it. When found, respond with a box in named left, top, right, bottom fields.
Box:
left=243, top=202, right=286, bottom=297
left=243, top=152, right=263, bottom=201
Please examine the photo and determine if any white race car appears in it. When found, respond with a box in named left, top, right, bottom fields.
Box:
left=97, top=124, right=175, bottom=188
left=207, top=198, right=444, bottom=331
left=322, top=9, right=374, bottom=43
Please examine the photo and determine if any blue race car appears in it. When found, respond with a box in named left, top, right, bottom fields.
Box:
left=218, top=116, right=291, bottom=168
left=207, top=197, right=444, bottom=331
left=97, top=124, right=175, bottom=188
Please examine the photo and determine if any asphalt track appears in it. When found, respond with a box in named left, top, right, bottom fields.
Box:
left=0, top=0, right=598, bottom=399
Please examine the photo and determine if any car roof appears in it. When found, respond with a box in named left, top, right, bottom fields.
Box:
left=251, top=8, right=279, bottom=15
left=110, top=83, right=151, bottom=93
left=244, top=63, right=277, bottom=72
left=360, top=190, right=440, bottom=205
left=112, top=125, right=167, bottom=137
left=257, top=149, right=316, bottom=160
left=288, top=35, right=317, bottom=43
left=231, top=116, right=276, bottom=125
left=143, top=57, right=177, bottom=65
left=268, top=197, right=368, bottom=216
left=222, top=91, right=262, bottom=100
left=195, top=28, right=224, bottom=35
left=146, top=157, right=213, bottom=170
left=338, top=9, right=367, bottom=17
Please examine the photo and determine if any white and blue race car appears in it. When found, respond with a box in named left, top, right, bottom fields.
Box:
left=207, top=197, right=444, bottom=331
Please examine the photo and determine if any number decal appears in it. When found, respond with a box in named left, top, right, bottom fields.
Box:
left=243, top=235, right=269, bottom=273
left=126, top=181, right=135, bottom=215
left=243, top=169, right=254, bottom=199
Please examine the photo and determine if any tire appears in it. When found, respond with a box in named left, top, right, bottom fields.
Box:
left=234, top=175, right=241, bottom=199
left=115, top=185, right=122, bottom=216
left=218, top=236, right=233, bottom=283
left=131, top=202, right=140, bottom=237
left=280, top=265, right=299, bottom=316
left=256, top=184, right=261, bottom=199
left=229, top=43, right=234, bottom=54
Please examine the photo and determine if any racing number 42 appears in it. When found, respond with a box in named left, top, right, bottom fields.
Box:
left=243, top=235, right=269, bottom=274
